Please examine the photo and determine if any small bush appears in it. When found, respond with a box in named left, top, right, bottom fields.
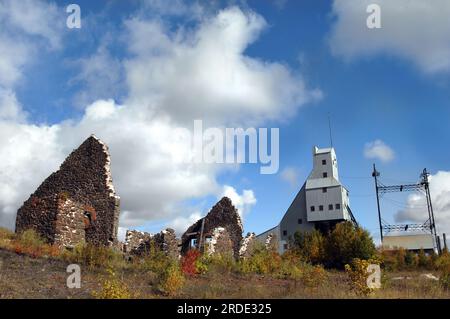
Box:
left=128, top=241, right=174, bottom=276
left=435, top=251, right=450, bottom=290
left=0, top=227, right=15, bottom=250
left=181, top=249, right=201, bottom=276
left=238, top=244, right=282, bottom=275
left=325, top=222, right=377, bottom=269
left=205, top=253, right=235, bottom=274
left=380, top=248, right=435, bottom=271
left=61, top=242, right=123, bottom=269
left=159, top=263, right=185, bottom=296
left=275, top=259, right=303, bottom=281
left=195, top=254, right=210, bottom=275
left=291, top=229, right=326, bottom=264
left=345, top=258, right=380, bottom=296
left=301, top=263, right=328, bottom=288
left=290, top=222, right=376, bottom=269
left=92, top=268, right=132, bottom=299
left=13, top=229, right=59, bottom=258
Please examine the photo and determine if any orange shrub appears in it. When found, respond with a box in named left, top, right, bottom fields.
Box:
left=181, top=249, right=201, bottom=276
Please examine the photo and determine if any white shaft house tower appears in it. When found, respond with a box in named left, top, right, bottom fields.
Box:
left=256, top=146, right=357, bottom=254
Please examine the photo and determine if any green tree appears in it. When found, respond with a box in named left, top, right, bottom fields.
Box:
left=291, top=229, right=325, bottom=264
left=325, top=221, right=376, bottom=268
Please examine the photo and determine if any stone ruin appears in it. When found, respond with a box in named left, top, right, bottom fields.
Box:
left=15, top=135, right=120, bottom=247
left=205, top=227, right=233, bottom=256
left=13, top=134, right=263, bottom=258
left=239, top=232, right=258, bottom=258
left=123, top=228, right=179, bottom=259
left=181, top=197, right=243, bottom=258
left=264, top=233, right=278, bottom=251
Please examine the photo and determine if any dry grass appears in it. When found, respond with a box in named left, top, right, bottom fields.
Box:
left=1, top=247, right=450, bottom=299
left=1, top=229, right=450, bottom=299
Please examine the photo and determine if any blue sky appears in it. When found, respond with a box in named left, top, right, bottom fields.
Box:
left=1, top=0, right=450, bottom=244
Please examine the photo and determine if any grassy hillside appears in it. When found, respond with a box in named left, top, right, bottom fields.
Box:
left=1, top=247, right=449, bottom=299
left=1, top=227, right=449, bottom=299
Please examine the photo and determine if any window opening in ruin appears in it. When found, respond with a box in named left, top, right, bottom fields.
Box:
left=84, top=211, right=92, bottom=223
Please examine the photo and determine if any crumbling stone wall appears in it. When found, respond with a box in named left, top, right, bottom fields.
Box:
left=124, top=228, right=179, bottom=258
left=239, top=232, right=258, bottom=258
left=15, top=135, right=120, bottom=247
left=153, top=228, right=179, bottom=259
left=265, top=233, right=278, bottom=251
left=123, top=230, right=152, bottom=254
left=181, top=197, right=243, bottom=258
left=54, top=197, right=86, bottom=247
left=206, top=227, right=233, bottom=256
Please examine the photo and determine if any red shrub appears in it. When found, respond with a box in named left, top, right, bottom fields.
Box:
left=181, top=249, right=201, bottom=276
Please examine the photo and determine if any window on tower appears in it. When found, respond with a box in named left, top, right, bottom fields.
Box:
left=319, top=205, right=324, bottom=211
left=310, top=206, right=315, bottom=212
left=328, top=204, right=333, bottom=210
left=323, top=172, right=328, bottom=178
left=322, top=187, right=327, bottom=193
left=322, top=159, right=326, bottom=165
left=336, top=203, right=341, bottom=210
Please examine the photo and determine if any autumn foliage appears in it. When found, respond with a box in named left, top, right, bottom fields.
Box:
left=181, top=249, right=202, bottom=276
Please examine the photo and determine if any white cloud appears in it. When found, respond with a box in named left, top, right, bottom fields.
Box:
left=0, top=5, right=317, bottom=235
left=0, top=0, right=62, bottom=49
left=395, top=171, right=450, bottom=243
left=280, top=166, right=300, bottom=187
left=0, top=35, right=29, bottom=88
left=0, top=0, right=63, bottom=88
left=0, top=122, right=63, bottom=228
left=0, top=0, right=66, bottom=228
left=168, top=212, right=202, bottom=236
left=364, top=140, right=395, bottom=163
left=124, top=6, right=322, bottom=126
left=220, top=185, right=256, bottom=218
left=69, top=42, right=124, bottom=108
left=0, top=89, right=27, bottom=122
left=330, top=0, right=450, bottom=73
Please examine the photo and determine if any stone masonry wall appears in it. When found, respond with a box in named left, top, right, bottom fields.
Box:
left=15, top=135, right=120, bottom=246
left=54, top=197, right=86, bottom=248
left=206, top=227, right=233, bottom=256
left=239, top=232, right=257, bottom=258
left=181, top=197, right=243, bottom=258
left=124, top=228, right=179, bottom=258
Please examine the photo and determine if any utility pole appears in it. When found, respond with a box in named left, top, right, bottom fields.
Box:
left=421, top=168, right=439, bottom=253
left=372, top=164, right=383, bottom=242
left=444, top=233, right=448, bottom=251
